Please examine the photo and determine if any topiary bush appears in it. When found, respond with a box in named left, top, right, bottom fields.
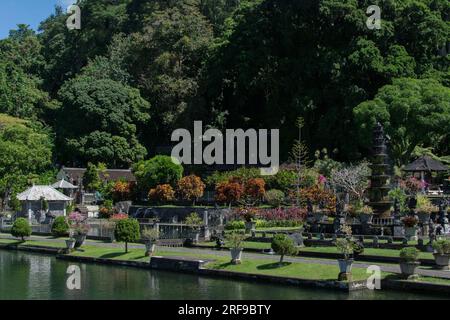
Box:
left=11, top=218, right=31, bottom=241
left=51, top=216, right=70, bottom=237
left=114, top=219, right=140, bottom=253
left=271, top=234, right=298, bottom=265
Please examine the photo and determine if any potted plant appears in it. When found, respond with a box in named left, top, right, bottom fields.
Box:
left=184, top=212, right=203, bottom=243
left=68, top=212, right=90, bottom=248
left=141, top=227, right=159, bottom=256
left=238, top=207, right=257, bottom=234
left=432, top=239, right=450, bottom=269
left=65, top=236, right=76, bottom=251
left=226, top=232, right=246, bottom=264
left=335, top=224, right=362, bottom=281
left=416, top=195, right=436, bottom=224
left=336, top=238, right=356, bottom=281
left=401, top=216, right=419, bottom=241
left=358, top=205, right=374, bottom=224
left=399, top=247, right=420, bottom=279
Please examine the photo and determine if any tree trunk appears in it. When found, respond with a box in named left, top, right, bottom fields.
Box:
left=279, top=254, right=284, bottom=266
left=125, top=242, right=128, bottom=253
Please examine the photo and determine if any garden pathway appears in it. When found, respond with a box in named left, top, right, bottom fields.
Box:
left=1, top=233, right=450, bottom=280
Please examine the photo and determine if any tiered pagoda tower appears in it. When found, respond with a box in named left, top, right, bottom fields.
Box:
left=368, top=122, right=392, bottom=217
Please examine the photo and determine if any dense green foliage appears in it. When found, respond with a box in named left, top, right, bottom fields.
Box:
left=11, top=217, right=32, bottom=241
left=114, top=218, right=140, bottom=252
left=271, top=234, right=298, bottom=264
left=0, top=119, right=53, bottom=206
left=132, top=155, right=184, bottom=192
left=0, top=0, right=448, bottom=207
left=51, top=216, right=70, bottom=237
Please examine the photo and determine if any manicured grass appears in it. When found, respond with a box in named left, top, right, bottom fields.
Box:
left=198, top=240, right=434, bottom=260
left=198, top=241, right=271, bottom=250
left=298, top=246, right=434, bottom=259
left=416, top=276, right=450, bottom=286
left=69, top=245, right=217, bottom=262
left=205, top=259, right=392, bottom=282
left=70, top=245, right=390, bottom=283
left=0, top=238, right=66, bottom=248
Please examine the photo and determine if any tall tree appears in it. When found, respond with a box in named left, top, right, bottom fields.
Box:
left=354, top=78, right=450, bottom=165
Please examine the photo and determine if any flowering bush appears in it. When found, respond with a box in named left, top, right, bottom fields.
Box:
left=148, top=184, right=175, bottom=203
left=259, top=207, right=307, bottom=222
left=234, top=207, right=258, bottom=222
left=215, top=180, right=244, bottom=205
left=99, top=207, right=113, bottom=219
left=112, top=180, right=131, bottom=201
left=177, top=175, right=206, bottom=204
left=68, top=212, right=90, bottom=236
left=244, top=178, right=266, bottom=202
left=291, top=185, right=336, bottom=212
left=399, top=177, right=423, bottom=195
left=110, top=213, right=129, bottom=221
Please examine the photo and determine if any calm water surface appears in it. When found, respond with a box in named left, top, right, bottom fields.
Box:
left=0, top=250, right=444, bottom=300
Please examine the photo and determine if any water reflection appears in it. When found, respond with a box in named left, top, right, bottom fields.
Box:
left=0, top=251, right=444, bottom=300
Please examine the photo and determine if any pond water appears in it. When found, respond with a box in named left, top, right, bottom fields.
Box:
left=0, top=250, right=444, bottom=300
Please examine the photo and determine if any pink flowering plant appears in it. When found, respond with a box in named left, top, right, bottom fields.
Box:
left=110, top=213, right=129, bottom=221
left=68, top=212, right=90, bottom=236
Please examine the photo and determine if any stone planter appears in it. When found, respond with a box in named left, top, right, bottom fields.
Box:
left=230, top=248, right=243, bottom=265
left=144, top=240, right=156, bottom=257
left=244, top=222, right=256, bottom=234
left=65, top=239, right=76, bottom=251
left=404, top=227, right=418, bottom=241
left=399, top=261, right=420, bottom=279
left=433, top=254, right=450, bottom=270
left=337, top=259, right=353, bottom=281
left=73, top=234, right=86, bottom=248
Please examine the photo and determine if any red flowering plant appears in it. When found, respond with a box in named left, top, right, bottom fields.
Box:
left=290, top=185, right=336, bottom=214
left=402, top=216, right=419, bottom=228
left=110, top=213, right=129, bottom=221
left=68, top=212, right=90, bottom=236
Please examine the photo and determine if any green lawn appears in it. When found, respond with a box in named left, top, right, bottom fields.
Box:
left=205, top=259, right=392, bottom=282
left=298, top=246, right=434, bottom=260
left=197, top=240, right=434, bottom=260
left=0, top=238, right=66, bottom=248
left=71, top=245, right=388, bottom=282
left=68, top=245, right=217, bottom=262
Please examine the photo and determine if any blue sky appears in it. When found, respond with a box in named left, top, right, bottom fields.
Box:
left=0, top=0, right=72, bottom=39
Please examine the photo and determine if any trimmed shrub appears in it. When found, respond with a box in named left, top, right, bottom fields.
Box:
left=11, top=218, right=31, bottom=241
left=271, top=234, right=298, bottom=265
left=264, top=189, right=285, bottom=207
left=114, top=219, right=140, bottom=253
left=51, top=216, right=70, bottom=237
left=225, top=220, right=245, bottom=230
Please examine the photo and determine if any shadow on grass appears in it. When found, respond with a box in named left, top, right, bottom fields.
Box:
left=5, top=240, right=23, bottom=247
left=100, top=252, right=128, bottom=259
left=257, top=262, right=292, bottom=270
